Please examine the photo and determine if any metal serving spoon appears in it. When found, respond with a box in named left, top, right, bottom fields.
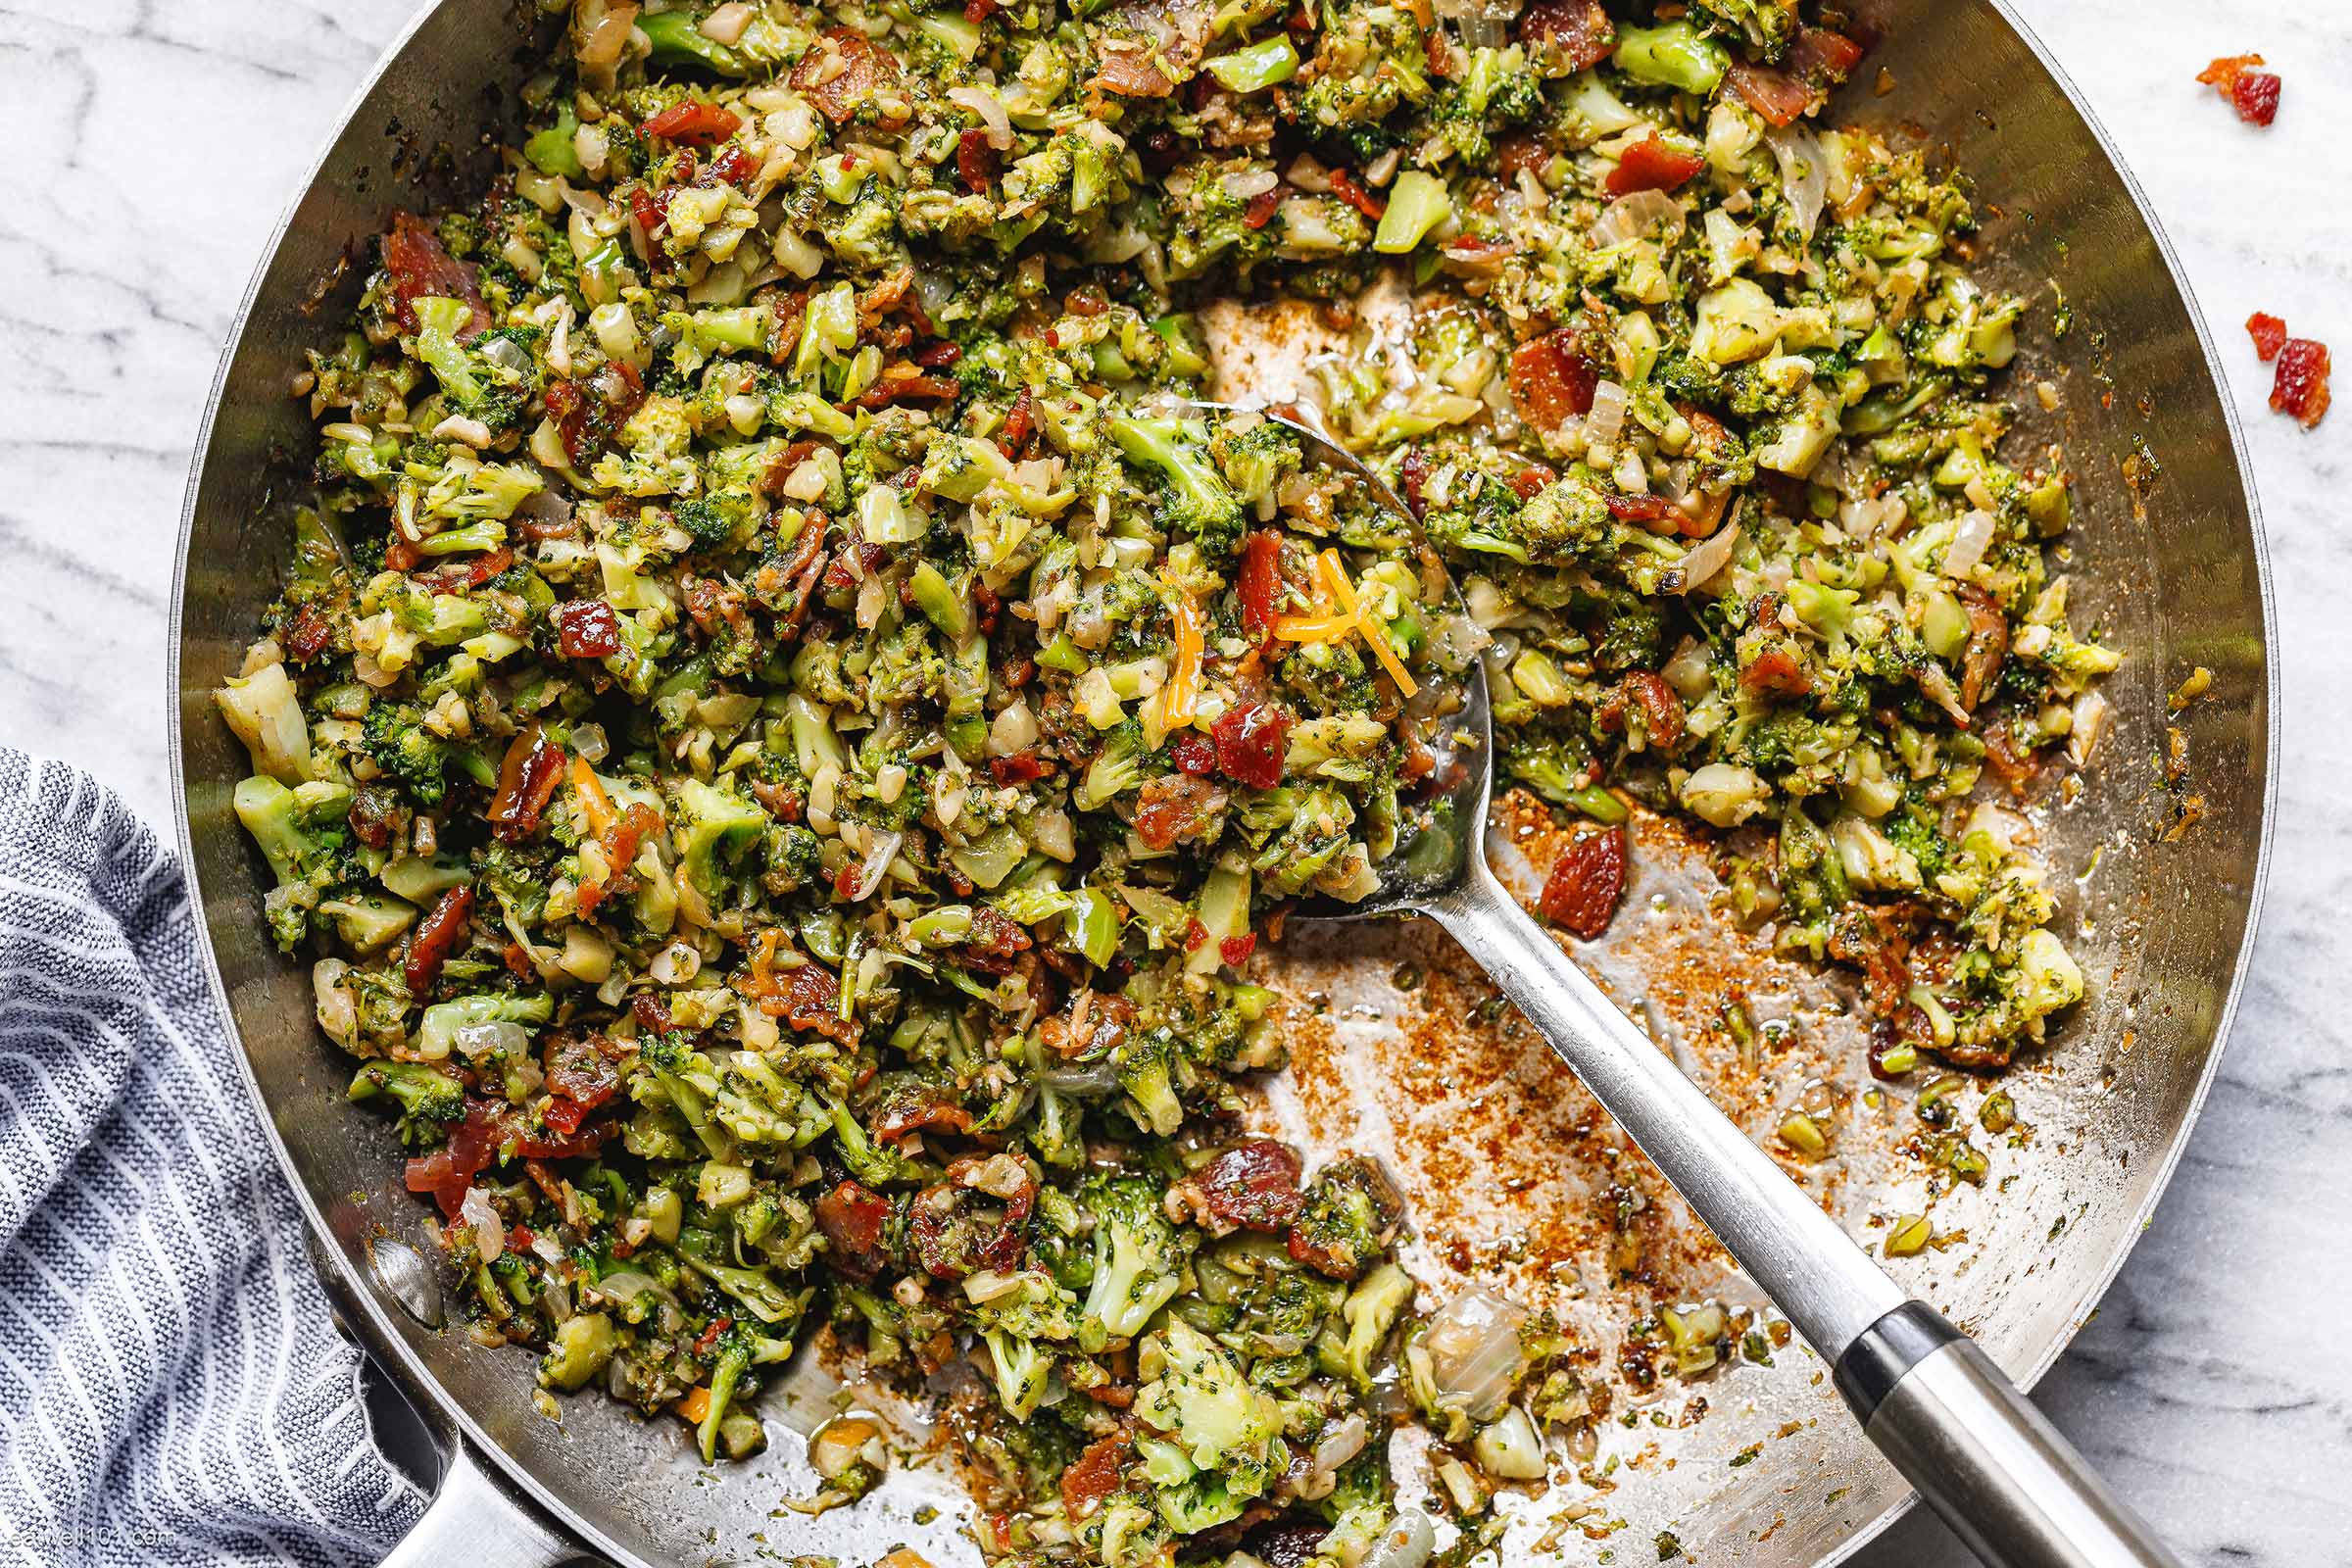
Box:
left=1221, top=403, right=2181, bottom=1568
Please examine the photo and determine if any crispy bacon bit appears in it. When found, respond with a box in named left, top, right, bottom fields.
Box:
left=1183, top=917, right=1211, bottom=953
left=2199, top=54, right=2280, bottom=126
left=2247, top=313, right=2288, bottom=362
left=1170, top=731, right=1216, bottom=775
left=791, top=28, right=908, bottom=126
left=1219, top=933, right=1257, bottom=966
left=823, top=540, right=888, bottom=592
left=956, top=128, right=998, bottom=193
left=1508, top=328, right=1598, bottom=428
left=628, top=184, right=666, bottom=239
left=643, top=101, right=743, bottom=145
left=1495, top=132, right=1550, bottom=178
left=914, top=339, right=962, bottom=368
left=1538, top=825, right=1627, bottom=940
left=347, top=788, right=401, bottom=851
left=849, top=372, right=962, bottom=410
left=1328, top=166, right=1387, bottom=220
left=1396, top=448, right=1431, bottom=516
left=1956, top=588, right=2009, bottom=710
left=1238, top=529, right=1285, bottom=638
left=709, top=145, right=759, bottom=185
left=2272, top=337, right=2332, bottom=428
left=1607, top=134, right=1709, bottom=195
left=964, top=0, right=999, bottom=22
left=1981, top=724, right=2038, bottom=796
left=1000, top=385, right=1036, bottom=456
left=1724, top=60, right=1814, bottom=126
left=988, top=751, right=1051, bottom=785
left=282, top=609, right=332, bottom=662
left=382, top=214, right=488, bottom=339
left=1515, top=0, right=1613, bottom=67
left=1210, top=700, right=1290, bottom=790
left=1135, top=774, right=1227, bottom=850
left=404, top=1102, right=497, bottom=1219
left=404, top=887, right=474, bottom=996
left=1509, top=464, right=1557, bottom=501
left=487, top=724, right=564, bottom=845
left=1061, top=1434, right=1131, bottom=1521
left=412, top=546, right=515, bottom=594
left=1092, top=48, right=1176, bottom=98
left=1243, top=186, right=1282, bottom=229
left=1788, top=25, right=1866, bottom=83
left=545, top=1032, right=624, bottom=1119
left=553, top=598, right=622, bottom=659
left=815, top=1180, right=893, bottom=1279
left=633, top=994, right=675, bottom=1036
left=1621, top=670, right=1686, bottom=750
left=1183, top=1139, right=1303, bottom=1234
left=774, top=961, right=858, bottom=1044
left=544, top=361, right=646, bottom=464
left=1740, top=646, right=1812, bottom=698
left=575, top=803, right=661, bottom=917
left=1602, top=491, right=1670, bottom=524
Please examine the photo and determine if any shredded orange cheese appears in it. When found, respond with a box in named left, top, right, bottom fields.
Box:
left=748, top=927, right=784, bottom=999
left=1270, top=550, right=1418, bottom=697
left=1158, top=583, right=1204, bottom=725
left=570, top=757, right=615, bottom=837
left=674, top=1386, right=713, bottom=1424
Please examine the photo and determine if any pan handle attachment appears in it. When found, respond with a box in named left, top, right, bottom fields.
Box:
left=379, top=1439, right=599, bottom=1568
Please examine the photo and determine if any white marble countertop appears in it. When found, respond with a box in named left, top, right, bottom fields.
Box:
left=2, top=1, right=2345, bottom=1560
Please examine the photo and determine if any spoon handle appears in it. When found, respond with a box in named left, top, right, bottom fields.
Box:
left=1426, top=858, right=2182, bottom=1568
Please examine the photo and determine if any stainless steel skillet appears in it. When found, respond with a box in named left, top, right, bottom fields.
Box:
left=168, top=2, right=2276, bottom=1563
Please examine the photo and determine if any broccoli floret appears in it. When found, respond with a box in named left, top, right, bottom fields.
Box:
left=347, top=1059, right=465, bottom=1145
left=1776, top=807, right=1850, bottom=926
left=982, top=1328, right=1054, bottom=1421
left=1422, top=471, right=1534, bottom=564
left=1288, top=1157, right=1403, bottom=1281
left=232, top=775, right=355, bottom=950
left=674, top=778, right=766, bottom=897
left=1109, top=416, right=1245, bottom=554
left=1337, top=1261, right=1414, bottom=1390
left=1112, top=1027, right=1188, bottom=1139
left=1072, top=720, right=1149, bottom=812
left=415, top=992, right=554, bottom=1058
left=410, top=300, right=537, bottom=432
left=1209, top=420, right=1303, bottom=514
left=362, top=702, right=457, bottom=807
left=1690, top=0, right=1801, bottom=61
left=1499, top=732, right=1596, bottom=809
left=539, top=1310, right=618, bottom=1392
left=1513, top=479, right=1616, bottom=564
left=1134, top=1319, right=1280, bottom=1498
left=1078, top=1174, right=1188, bottom=1351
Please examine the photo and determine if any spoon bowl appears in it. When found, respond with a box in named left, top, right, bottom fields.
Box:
left=1184, top=399, right=2184, bottom=1568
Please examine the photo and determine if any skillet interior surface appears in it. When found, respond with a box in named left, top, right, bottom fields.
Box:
left=171, top=1, right=2273, bottom=1562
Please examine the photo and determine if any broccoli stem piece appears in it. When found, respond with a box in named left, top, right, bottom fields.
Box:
left=698, top=1331, right=756, bottom=1463
left=1204, top=36, right=1298, bottom=93
left=348, top=1059, right=465, bottom=1145
left=639, top=9, right=750, bottom=74
left=411, top=297, right=485, bottom=407
left=1372, top=172, right=1454, bottom=255
left=416, top=992, right=554, bottom=1060
left=1613, top=23, right=1731, bottom=94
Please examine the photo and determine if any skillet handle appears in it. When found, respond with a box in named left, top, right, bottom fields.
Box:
left=380, top=1439, right=595, bottom=1568
left=1838, top=1303, right=2184, bottom=1568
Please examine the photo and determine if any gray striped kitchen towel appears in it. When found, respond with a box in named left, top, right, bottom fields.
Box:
left=0, top=751, right=425, bottom=1565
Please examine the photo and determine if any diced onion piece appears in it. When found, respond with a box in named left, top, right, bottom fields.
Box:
left=1943, top=509, right=1997, bottom=580
left=848, top=830, right=904, bottom=903
left=1425, top=1290, right=1528, bottom=1420
left=1586, top=379, right=1629, bottom=451
left=1677, top=522, right=1742, bottom=594
left=1589, top=188, right=1684, bottom=248
left=1362, top=1511, right=1436, bottom=1568
left=2067, top=690, right=2111, bottom=767
left=700, top=2, right=756, bottom=44
left=460, top=1187, right=506, bottom=1264
left=1767, top=123, right=1828, bottom=243
left=947, top=86, right=1013, bottom=151
left=1222, top=168, right=1281, bottom=201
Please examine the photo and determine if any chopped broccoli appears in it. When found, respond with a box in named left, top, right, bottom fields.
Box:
left=363, top=701, right=458, bottom=807
left=347, top=1059, right=465, bottom=1145
left=1109, top=416, right=1246, bottom=554
left=674, top=778, right=767, bottom=896
left=1288, top=1156, right=1402, bottom=1281
left=1078, top=1174, right=1188, bottom=1350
